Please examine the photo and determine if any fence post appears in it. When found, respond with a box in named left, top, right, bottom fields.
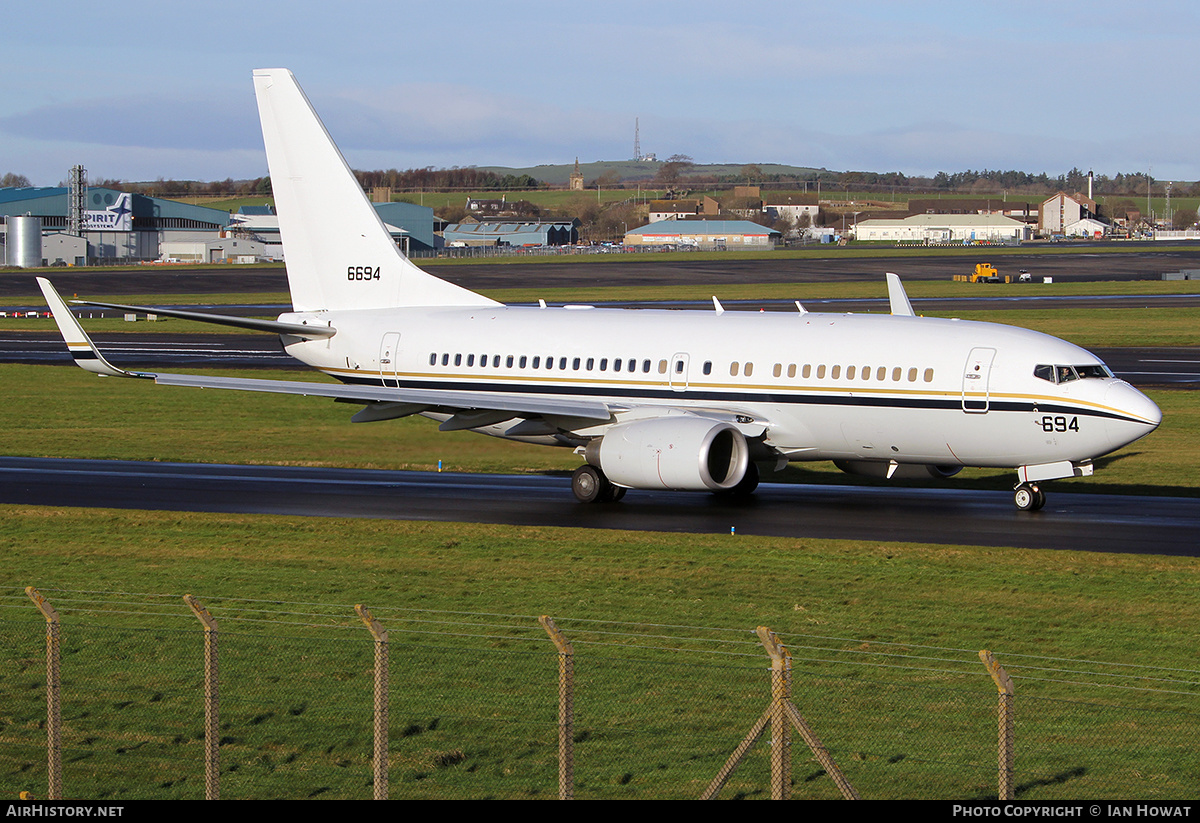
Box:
left=979, top=650, right=1015, bottom=800
left=25, top=587, right=61, bottom=800
left=756, top=627, right=792, bottom=800
left=183, top=595, right=219, bottom=800
left=355, top=605, right=389, bottom=800
left=538, top=615, right=574, bottom=800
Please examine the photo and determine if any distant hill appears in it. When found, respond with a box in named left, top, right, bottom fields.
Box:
left=474, top=160, right=831, bottom=187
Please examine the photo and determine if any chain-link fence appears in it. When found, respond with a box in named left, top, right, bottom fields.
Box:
left=2, top=588, right=1197, bottom=800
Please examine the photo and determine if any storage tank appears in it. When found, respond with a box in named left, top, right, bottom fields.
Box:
left=8, top=215, right=42, bottom=268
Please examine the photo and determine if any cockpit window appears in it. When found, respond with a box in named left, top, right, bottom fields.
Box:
left=1034, top=364, right=1114, bottom=384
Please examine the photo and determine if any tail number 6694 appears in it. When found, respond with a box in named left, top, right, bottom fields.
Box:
left=347, top=266, right=380, bottom=281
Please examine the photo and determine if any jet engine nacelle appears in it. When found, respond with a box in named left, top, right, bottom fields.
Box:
left=584, top=416, right=750, bottom=491
left=834, top=460, right=963, bottom=480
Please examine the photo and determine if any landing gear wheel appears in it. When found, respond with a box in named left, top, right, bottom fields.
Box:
left=572, top=465, right=604, bottom=503
left=715, top=462, right=760, bottom=498
left=1032, top=486, right=1047, bottom=511
left=602, top=484, right=627, bottom=502
left=572, top=466, right=625, bottom=503
left=1014, top=483, right=1045, bottom=512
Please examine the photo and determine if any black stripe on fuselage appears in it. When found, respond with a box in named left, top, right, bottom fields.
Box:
left=336, top=373, right=1144, bottom=425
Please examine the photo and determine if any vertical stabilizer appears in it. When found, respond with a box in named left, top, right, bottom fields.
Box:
left=252, top=69, right=497, bottom=312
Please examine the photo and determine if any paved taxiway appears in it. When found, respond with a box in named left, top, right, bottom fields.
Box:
left=1, top=457, right=1195, bottom=556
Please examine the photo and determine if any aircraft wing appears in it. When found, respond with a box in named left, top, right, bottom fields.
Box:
left=150, top=372, right=614, bottom=421
left=38, top=277, right=612, bottom=422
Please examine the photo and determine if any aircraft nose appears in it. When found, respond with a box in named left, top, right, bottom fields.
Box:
left=1103, top=381, right=1161, bottom=448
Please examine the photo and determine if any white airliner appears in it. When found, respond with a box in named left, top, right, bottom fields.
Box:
left=38, top=68, right=1161, bottom=511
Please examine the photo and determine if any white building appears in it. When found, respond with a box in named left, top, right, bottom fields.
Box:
left=1040, top=192, right=1100, bottom=236
left=853, top=213, right=1029, bottom=244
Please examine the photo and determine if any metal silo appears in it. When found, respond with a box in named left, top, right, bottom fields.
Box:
left=8, top=214, right=43, bottom=267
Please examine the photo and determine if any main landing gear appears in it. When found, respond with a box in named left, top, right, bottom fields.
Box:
left=1013, top=482, right=1047, bottom=512
left=571, top=465, right=627, bottom=503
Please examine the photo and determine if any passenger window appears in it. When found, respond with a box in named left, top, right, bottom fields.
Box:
left=773, top=363, right=782, bottom=378
left=924, top=368, right=934, bottom=382
left=442, top=354, right=449, bottom=366
left=642, top=359, right=651, bottom=373
left=675, top=360, right=684, bottom=374
left=628, top=359, right=636, bottom=372
left=614, top=359, right=622, bottom=372
left=892, top=367, right=902, bottom=381
left=560, top=357, right=568, bottom=370
left=493, top=355, right=500, bottom=368
left=506, top=355, right=514, bottom=368
left=573, top=357, right=581, bottom=370
left=876, top=366, right=886, bottom=381
left=802, top=364, right=811, bottom=378
left=846, top=365, right=856, bottom=379
left=862, top=365, right=870, bottom=380
left=787, top=364, right=796, bottom=378
left=532, top=356, right=540, bottom=368
left=586, top=358, right=594, bottom=370
left=816, top=365, right=826, bottom=379
left=429, top=353, right=436, bottom=366
left=454, top=354, right=462, bottom=366
left=730, top=361, right=739, bottom=376
left=600, top=358, right=608, bottom=371
left=831, top=365, right=840, bottom=379
left=703, top=361, right=712, bottom=375
left=908, top=367, right=917, bottom=382
left=467, top=354, right=475, bottom=367
left=744, top=362, right=754, bottom=377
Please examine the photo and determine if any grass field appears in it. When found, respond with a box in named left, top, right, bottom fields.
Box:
left=3, top=512, right=1198, bottom=799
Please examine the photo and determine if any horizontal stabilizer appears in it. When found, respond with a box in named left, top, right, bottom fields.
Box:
left=73, top=300, right=336, bottom=339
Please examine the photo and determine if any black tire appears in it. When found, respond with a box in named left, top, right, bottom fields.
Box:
left=1032, top=486, right=1047, bottom=511
left=1014, top=483, right=1037, bottom=511
left=600, top=483, right=627, bottom=502
left=716, top=461, right=759, bottom=498
left=572, top=465, right=605, bottom=503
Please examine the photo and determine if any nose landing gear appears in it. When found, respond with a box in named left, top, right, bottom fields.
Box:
left=1014, top=482, right=1046, bottom=512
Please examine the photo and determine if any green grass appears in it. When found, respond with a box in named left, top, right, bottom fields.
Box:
left=2, top=512, right=1199, bottom=799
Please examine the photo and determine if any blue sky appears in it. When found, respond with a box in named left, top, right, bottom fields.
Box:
left=3, top=1, right=1198, bottom=186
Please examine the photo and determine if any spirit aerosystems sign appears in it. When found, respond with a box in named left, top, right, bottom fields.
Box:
left=83, top=193, right=133, bottom=231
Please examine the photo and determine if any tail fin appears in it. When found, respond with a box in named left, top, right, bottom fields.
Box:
left=252, top=69, right=497, bottom=312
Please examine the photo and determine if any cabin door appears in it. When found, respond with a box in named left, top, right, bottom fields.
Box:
left=961, top=347, right=995, bottom=413
left=669, top=353, right=690, bottom=391
left=379, top=332, right=401, bottom=389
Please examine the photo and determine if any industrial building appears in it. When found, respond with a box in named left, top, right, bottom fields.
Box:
left=853, top=213, right=1029, bottom=244
left=442, top=220, right=580, bottom=247
left=0, top=184, right=438, bottom=266
left=624, top=219, right=781, bottom=249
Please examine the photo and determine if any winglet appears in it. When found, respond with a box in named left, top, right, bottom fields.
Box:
left=37, top=278, right=148, bottom=378
left=886, top=272, right=915, bottom=317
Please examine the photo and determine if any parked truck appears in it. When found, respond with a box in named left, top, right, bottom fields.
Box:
left=954, top=263, right=1011, bottom=283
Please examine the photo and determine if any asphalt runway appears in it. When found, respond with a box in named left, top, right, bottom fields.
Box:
left=3, top=244, right=1200, bottom=297
left=1, top=457, right=1194, bottom=555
